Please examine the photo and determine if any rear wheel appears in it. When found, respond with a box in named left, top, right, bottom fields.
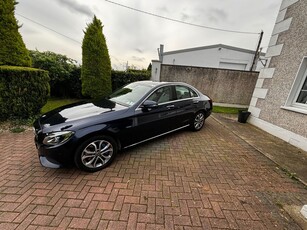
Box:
left=191, top=111, right=205, bottom=131
left=74, top=136, right=117, bottom=172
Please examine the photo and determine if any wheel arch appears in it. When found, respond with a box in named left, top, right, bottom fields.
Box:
left=73, top=130, right=122, bottom=155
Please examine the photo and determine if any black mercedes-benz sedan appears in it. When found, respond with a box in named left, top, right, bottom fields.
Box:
left=34, top=81, right=212, bottom=172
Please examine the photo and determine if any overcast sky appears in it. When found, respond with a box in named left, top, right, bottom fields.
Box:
left=15, top=0, right=282, bottom=70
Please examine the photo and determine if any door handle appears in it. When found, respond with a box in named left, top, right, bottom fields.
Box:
left=166, top=105, right=175, bottom=109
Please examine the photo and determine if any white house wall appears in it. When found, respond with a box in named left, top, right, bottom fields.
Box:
left=248, top=0, right=307, bottom=151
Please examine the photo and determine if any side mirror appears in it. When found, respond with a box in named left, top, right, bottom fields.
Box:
left=142, top=100, right=158, bottom=111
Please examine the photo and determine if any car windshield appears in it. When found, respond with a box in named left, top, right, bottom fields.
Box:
left=109, top=82, right=152, bottom=106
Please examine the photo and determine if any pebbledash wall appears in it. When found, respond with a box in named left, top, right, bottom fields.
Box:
left=160, top=65, right=259, bottom=106
left=249, top=0, right=307, bottom=151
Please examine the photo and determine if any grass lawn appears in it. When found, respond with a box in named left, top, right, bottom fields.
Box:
left=41, top=98, right=82, bottom=114
left=212, top=106, right=247, bottom=114
left=1, top=98, right=82, bottom=133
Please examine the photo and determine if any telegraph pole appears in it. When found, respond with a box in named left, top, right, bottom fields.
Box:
left=250, top=30, right=264, bottom=71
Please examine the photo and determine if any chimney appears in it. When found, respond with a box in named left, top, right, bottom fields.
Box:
left=158, top=44, right=164, bottom=62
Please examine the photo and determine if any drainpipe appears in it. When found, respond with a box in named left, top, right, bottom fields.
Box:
left=250, top=31, right=263, bottom=71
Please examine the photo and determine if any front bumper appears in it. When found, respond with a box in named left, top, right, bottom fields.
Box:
left=39, top=156, right=61, bottom=168
left=34, top=128, right=76, bottom=168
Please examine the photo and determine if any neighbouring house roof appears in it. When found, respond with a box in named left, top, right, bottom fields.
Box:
left=163, top=44, right=265, bottom=56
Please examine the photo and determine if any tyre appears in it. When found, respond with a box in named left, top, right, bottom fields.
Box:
left=191, top=111, right=205, bottom=131
left=74, top=136, right=118, bottom=172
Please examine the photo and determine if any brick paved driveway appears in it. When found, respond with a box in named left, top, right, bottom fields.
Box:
left=0, top=117, right=306, bottom=229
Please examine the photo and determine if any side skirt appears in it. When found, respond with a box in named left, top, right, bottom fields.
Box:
left=124, top=124, right=190, bottom=149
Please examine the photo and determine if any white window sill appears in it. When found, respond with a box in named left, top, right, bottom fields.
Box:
left=281, top=106, right=307, bottom=115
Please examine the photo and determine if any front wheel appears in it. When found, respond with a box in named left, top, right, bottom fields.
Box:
left=74, top=136, right=118, bottom=172
left=191, top=111, right=205, bottom=131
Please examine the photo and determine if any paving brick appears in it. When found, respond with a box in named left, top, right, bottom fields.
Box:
left=92, top=193, right=109, bottom=201
left=89, top=186, right=105, bottom=193
left=156, top=198, right=171, bottom=207
left=32, top=215, right=54, bottom=226
left=147, top=197, right=156, bottom=214
left=108, top=220, right=127, bottom=230
left=1, top=194, right=20, bottom=202
left=62, top=191, right=79, bottom=199
left=0, top=211, right=19, bottom=222
left=66, top=207, right=86, bottom=217
left=113, top=195, right=125, bottom=211
left=119, top=203, right=131, bottom=221
left=209, top=218, right=230, bottom=229
left=118, top=189, right=134, bottom=196
left=96, top=201, right=114, bottom=210
left=0, top=202, right=19, bottom=212
left=164, top=206, right=181, bottom=215
left=101, top=210, right=120, bottom=220
left=68, top=217, right=90, bottom=229
left=138, top=213, right=156, bottom=223
left=0, top=223, right=19, bottom=230
left=155, top=206, right=164, bottom=225
left=64, top=199, right=82, bottom=208
left=124, top=196, right=140, bottom=204
left=127, top=212, right=137, bottom=229
left=31, top=196, right=51, bottom=205
left=197, top=208, right=215, bottom=218
left=130, top=204, right=147, bottom=213
left=173, top=215, right=192, bottom=226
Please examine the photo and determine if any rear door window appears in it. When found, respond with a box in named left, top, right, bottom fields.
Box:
left=175, top=85, right=198, bottom=99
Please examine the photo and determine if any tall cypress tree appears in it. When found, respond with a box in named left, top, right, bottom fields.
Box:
left=0, top=0, right=31, bottom=67
left=81, top=16, right=111, bottom=99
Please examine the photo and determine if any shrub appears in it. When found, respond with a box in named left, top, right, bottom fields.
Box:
left=111, top=70, right=151, bottom=91
left=0, top=66, right=50, bottom=120
left=82, top=16, right=111, bottom=99
left=29, top=50, right=81, bottom=98
left=67, top=66, right=82, bottom=98
left=0, top=0, right=31, bottom=67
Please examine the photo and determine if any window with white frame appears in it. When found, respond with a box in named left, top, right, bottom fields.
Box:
left=284, top=57, right=307, bottom=112
left=296, top=71, right=307, bottom=104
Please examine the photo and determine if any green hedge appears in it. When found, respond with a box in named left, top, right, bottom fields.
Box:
left=111, top=70, right=151, bottom=91
left=0, top=66, right=50, bottom=120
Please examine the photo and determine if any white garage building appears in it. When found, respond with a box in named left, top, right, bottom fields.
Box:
left=151, top=44, right=265, bottom=82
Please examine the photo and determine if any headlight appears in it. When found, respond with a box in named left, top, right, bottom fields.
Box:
left=43, top=131, right=74, bottom=147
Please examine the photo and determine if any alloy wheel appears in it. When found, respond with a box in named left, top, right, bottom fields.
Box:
left=194, top=112, right=205, bottom=130
left=81, top=140, right=113, bottom=169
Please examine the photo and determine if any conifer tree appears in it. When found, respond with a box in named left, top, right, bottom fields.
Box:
left=81, top=16, right=111, bottom=99
left=0, top=0, right=31, bottom=66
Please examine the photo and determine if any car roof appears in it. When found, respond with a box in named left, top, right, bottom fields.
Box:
left=136, top=81, right=192, bottom=88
